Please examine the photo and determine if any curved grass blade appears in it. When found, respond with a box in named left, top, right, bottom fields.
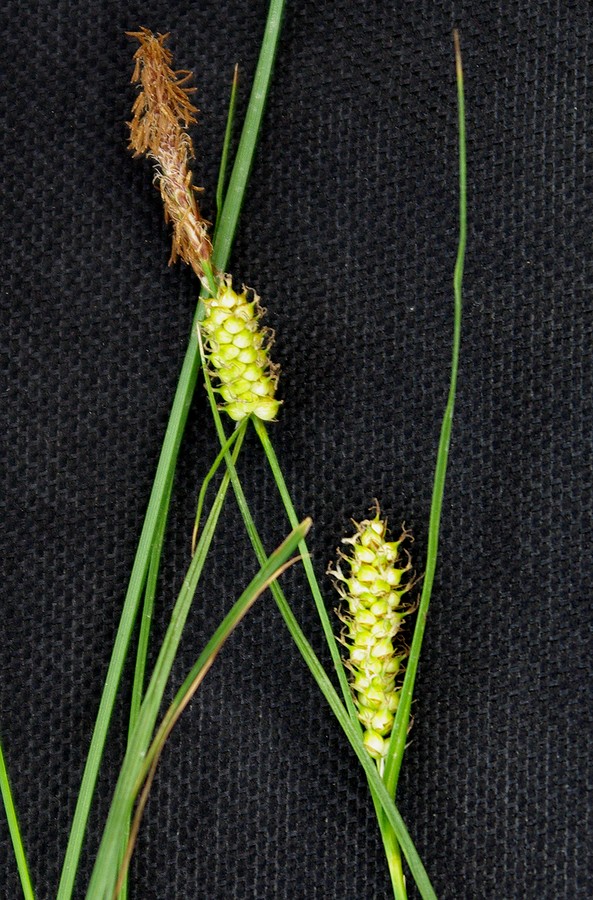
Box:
left=0, top=738, right=35, bottom=900
left=113, top=530, right=308, bottom=897
left=382, top=28, right=467, bottom=803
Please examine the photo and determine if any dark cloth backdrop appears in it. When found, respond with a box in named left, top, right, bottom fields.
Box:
left=1, top=1, right=592, bottom=898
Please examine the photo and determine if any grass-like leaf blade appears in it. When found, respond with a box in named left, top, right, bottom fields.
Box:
left=382, top=29, right=467, bottom=805
left=0, top=738, right=35, bottom=900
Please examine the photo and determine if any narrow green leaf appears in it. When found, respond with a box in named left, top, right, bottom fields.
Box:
left=0, top=738, right=35, bottom=900
left=210, top=0, right=285, bottom=274
left=378, top=818, right=408, bottom=899
left=214, top=63, right=240, bottom=240
left=253, top=417, right=359, bottom=724
left=118, top=468, right=174, bottom=900
left=382, top=29, right=467, bottom=804
left=56, top=334, right=199, bottom=900
left=191, top=421, right=246, bottom=554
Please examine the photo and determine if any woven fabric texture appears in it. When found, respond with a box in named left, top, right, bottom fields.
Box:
left=1, top=1, right=592, bottom=898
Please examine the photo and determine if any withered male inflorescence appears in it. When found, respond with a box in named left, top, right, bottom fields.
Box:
left=128, top=29, right=212, bottom=283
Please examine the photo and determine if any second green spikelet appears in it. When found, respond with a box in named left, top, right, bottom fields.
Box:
left=331, top=507, right=412, bottom=762
left=201, top=276, right=281, bottom=422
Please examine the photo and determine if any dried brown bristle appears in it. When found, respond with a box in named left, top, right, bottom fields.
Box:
left=127, top=28, right=212, bottom=280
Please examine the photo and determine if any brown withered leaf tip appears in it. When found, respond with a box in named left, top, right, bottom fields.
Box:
left=127, top=28, right=212, bottom=278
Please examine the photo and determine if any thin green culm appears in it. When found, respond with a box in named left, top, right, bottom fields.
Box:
left=382, top=27, right=467, bottom=806
left=0, top=738, right=35, bottom=900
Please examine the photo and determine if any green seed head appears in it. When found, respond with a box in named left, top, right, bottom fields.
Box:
left=201, top=276, right=281, bottom=421
left=331, top=504, right=412, bottom=761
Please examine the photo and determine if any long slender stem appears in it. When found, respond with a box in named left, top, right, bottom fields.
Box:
left=128, top=487, right=170, bottom=743
left=192, top=422, right=245, bottom=554
left=381, top=814, right=408, bottom=899
left=118, top=469, right=174, bottom=900
left=209, top=0, right=285, bottom=274
left=56, top=329, right=200, bottom=900
left=214, top=64, right=240, bottom=240
left=382, top=29, right=466, bottom=803
left=0, top=738, right=35, bottom=900
left=253, top=418, right=358, bottom=721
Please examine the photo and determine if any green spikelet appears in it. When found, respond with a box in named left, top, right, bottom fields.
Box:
left=201, top=276, right=281, bottom=422
left=330, top=505, right=412, bottom=761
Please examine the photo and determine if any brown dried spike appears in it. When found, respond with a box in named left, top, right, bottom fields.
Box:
left=127, top=28, right=212, bottom=280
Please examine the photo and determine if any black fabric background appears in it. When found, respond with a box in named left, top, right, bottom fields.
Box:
left=1, top=1, right=592, bottom=898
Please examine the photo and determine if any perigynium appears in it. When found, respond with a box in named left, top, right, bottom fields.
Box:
left=201, top=276, right=281, bottom=421
left=330, top=506, right=412, bottom=763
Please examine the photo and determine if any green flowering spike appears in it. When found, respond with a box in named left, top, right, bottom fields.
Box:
left=330, top=505, right=412, bottom=762
left=201, top=276, right=281, bottom=421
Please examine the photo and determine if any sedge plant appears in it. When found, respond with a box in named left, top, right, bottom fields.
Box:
left=0, top=5, right=465, bottom=897
left=114, top=21, right=435, bottom=898
left=192, top=28, right=466, bottom=899
left=120, top=20, right=464, bottom=900
left=199, top=30, right=466, bottom=900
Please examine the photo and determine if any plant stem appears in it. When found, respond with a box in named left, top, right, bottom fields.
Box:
left=192, top=423, right=245, bottom=554
left=118, top=470, right=173, bottom=900
left=128, top=487, right=170, bottom=743
left=214, top=64, right=240, bottom=241
left=253, top=418, right=358, bottom=720
left=381, top=815, right=408, bottom=899
left=0, top=738, right=35, bottom=900
left=209, top=0, right=285, bottom=276
left=201, top=258, right=219, bottom=298
left=56, top=329, right=201, bottom=900
left=382, top=28, right=466, bottom=805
